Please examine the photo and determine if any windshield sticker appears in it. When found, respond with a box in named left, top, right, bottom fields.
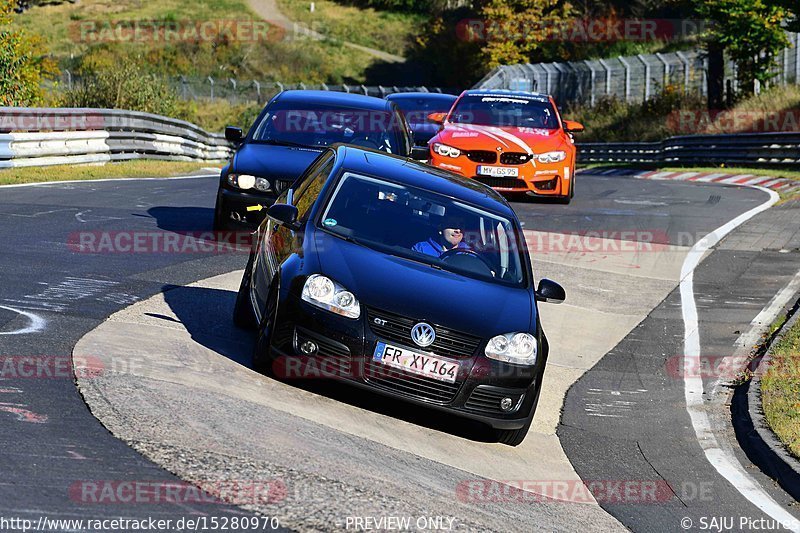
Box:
left=323, top=218, right=338, bottom=227
left=517, top=127, right=553, bottom=136
left=480, top=97, right=531, bottom=104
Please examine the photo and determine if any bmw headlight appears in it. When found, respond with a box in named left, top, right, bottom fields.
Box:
left=485, top=332, right=537, bottom=365
left=536, top=151, right=567, bottom=164
left=433, top=143, right=462, bottom=158
left=301, top=274, right=361, bottom=319
left=228, top=174, right=271, bottom=192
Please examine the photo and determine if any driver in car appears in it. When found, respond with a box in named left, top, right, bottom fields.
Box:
left=412, top=215, right=471, bottom=258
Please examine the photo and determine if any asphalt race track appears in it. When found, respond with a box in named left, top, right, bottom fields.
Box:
left=1, top=173, right=799, bottom=531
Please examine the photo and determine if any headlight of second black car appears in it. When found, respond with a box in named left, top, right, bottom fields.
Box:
left=485, top=333, right=537, bottom=366
left=227, top=173, right=271, bottom=192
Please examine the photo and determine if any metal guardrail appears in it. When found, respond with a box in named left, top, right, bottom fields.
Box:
left=3, top=108, right=797, bottom=169
left=0, top=107, right=233, bottom=168
left=578, top=132, right=800, bottom=166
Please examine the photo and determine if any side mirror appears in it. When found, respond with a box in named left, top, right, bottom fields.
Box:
left=267, top=203, right=301, bottom=231
left=427, top=112, right=447, bottom=125
left=563, top=120, right=584, bottom=133
left=536, top=278, right=566, bottom=303
left=411, top=145, right=430, bottom=162
left=225, top=126, right=243, bottom=143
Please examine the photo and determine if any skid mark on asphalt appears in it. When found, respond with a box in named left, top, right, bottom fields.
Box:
left=0, top=305, right=45, bottom=335
left=3, top=277, right=119, bottom=313
left=584, top=389, right=648, bottom=418
left=0, top=403, right=47, bottom=423
left=0, top=384, right=47, bottom=423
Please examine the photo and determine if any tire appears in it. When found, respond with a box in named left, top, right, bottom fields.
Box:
left=213, top=196, right=227, bottom=231
left=494, top=414, right=534, bottom=446
left=233, top=252, right=257, bottom=329
left=252, top=279, right=279, bottom=374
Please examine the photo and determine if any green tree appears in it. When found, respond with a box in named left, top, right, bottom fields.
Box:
left=479, top=0, right=577, bottom=67
left=0, top=0, right=57, bottom=105
left=63, top=57, right=178, bottom=116
left=697, top=0, right=792, bottom=95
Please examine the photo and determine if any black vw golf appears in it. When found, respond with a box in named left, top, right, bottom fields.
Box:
left=214, top=90, right=413, bottom=230
left=233, top=144, right=565, bottom=446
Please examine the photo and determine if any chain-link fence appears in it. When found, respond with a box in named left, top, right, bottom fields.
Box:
left=58, top=72, right=455, bottom=104
left=476, top=32, right=800, bottom=105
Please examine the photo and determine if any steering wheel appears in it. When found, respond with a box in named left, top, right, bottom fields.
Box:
left=348, top=138, right=381, bottom=150
left=439, top=248, right=495, bottom=277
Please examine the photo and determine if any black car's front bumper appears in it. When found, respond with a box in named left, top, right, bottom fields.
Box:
left=216, top=187, right=278, bottom=228
left=265, top=294, right=542, bottom=430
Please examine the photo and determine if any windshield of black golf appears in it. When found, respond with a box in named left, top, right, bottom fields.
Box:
left=448, top=94, right=560, bottom=129
left=391, top=96, right=456, bottom=124
left=252, top=101, right=406, bottom=153
left=320, top=172, right=526, bottom=285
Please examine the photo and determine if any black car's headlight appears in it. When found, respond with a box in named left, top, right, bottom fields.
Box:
left=485, top=333, right=537, bottom=366
left=227, top=173, right=271, bottom=192
left=301, top=274, right=361, bottom=319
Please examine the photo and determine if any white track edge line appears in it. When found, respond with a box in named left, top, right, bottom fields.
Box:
left=680, top=184, right=800, bottom=530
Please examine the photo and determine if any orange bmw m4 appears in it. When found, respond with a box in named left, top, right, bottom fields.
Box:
left=428, top=90, right=584, bottom=204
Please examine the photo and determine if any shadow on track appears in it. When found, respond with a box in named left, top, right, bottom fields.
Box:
left=161, top=284, right=494, bottom=443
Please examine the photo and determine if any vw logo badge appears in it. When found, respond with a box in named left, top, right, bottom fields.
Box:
left=411, top=323, right=436, bottom=348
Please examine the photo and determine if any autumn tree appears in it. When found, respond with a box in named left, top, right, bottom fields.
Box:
left=479, top=0, right=577, bottom=68
left=0, top=0, right=57, bottom=105
left=697, top=0, right=792, bottom=96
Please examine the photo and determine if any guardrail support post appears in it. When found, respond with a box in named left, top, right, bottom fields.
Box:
left=618, top=57, right=632, bottom=102
left=598, top=58, right=612, bottom=97
left=252, top=80, right=261, bottom=102
left=207, top=77, right=215, bottom=100
left=638, top=54, right=651, bottom=100
left=676, top=51, right=691, bottom=93
left=361, top=85, right=368, bottom=95
left=584, top=61, right=596, bottom=107
left=655, top=53, right=670, bottom=90
left=65, top=69, right=73, bottom=91
left=794, top=32, right=799, bottom=84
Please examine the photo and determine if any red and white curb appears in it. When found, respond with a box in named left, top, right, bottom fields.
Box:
left=580, top=168, right=800, bottom=195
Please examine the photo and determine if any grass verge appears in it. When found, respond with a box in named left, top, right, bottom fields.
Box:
left=276, top=0, right=426, bottom=58
left=0, top=160, right=218, bottom=186
left=761, top=311, right=800, bottom=460
left=14, top=0, right=379, bottom=84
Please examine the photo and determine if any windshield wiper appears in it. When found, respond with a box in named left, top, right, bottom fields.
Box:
left=262, top=139, right=310, bottom=148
